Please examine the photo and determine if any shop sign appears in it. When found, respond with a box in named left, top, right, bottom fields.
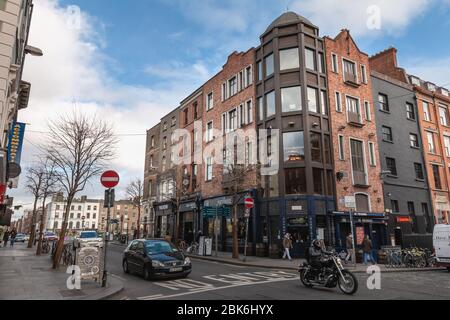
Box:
left=397, top=217, right=412, bottom=223
left=287, top=217, right=308, bottom=226
left=158, top=204, right=169, bottom=211
left=292, top=206, right=303, bottom=211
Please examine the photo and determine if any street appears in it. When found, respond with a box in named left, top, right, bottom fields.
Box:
left=106, top=244, right=450, bottom=300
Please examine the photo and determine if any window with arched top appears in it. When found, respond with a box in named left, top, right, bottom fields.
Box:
left=355, top=194, right=370, bottom=212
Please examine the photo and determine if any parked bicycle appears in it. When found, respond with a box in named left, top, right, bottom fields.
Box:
left=385, top=247, right=435, bottom=269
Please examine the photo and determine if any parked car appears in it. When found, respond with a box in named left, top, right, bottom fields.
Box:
left=122, top=239, right=192, bottom=280
left=433, top=224, right=450, bottom=271
left=23, top=234, right=30, bottom=242
left=43, top=232, right=58, bottom=241
left=74, top=230, right=103, bottom=248
left=15, top=234, right=26, bottom=243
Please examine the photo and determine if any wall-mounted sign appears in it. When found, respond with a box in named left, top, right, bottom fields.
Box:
left=345, top=196, right=356, bottom=209
left=397, top=217, right=412, bottom=223
left=292, top=206, right=303, bottom=211
left=7, top=122, right=26, bottom=164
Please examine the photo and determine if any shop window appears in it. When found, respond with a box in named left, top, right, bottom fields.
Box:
left=285, top=168, right=307, bottom=195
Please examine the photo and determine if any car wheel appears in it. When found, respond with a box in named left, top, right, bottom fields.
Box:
left=143, top=267, right=152, bottom=281
left=123, top=260, right=130, bottom=274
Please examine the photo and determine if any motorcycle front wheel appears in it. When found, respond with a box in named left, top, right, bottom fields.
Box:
left=299, top=270, right=313, bottom=288
left=337, top=270, right=358, bottom=295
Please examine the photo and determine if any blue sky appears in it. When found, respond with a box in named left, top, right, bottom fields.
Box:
left=9, top=0, right=450, bottom=214
left=58, top=0, right=450, bottom=90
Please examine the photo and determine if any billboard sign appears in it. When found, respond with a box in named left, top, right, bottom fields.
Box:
left=7, top=122, right=26, bottom=164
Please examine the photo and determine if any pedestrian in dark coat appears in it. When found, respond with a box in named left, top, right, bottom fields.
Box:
left=3, top=230, right=10, bottom=247
left=10, top=229, right=17, bottom=247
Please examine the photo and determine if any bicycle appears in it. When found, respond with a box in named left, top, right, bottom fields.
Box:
left=187, top=242, right=199, bottom=254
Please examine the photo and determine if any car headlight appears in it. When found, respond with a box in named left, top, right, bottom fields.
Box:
left=184, top=257, right=191, bottom=265
left=152, top=261, right=165, bottom=268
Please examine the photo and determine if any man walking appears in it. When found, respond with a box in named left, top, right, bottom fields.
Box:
left=10, top=229, right=17, bottom=248
left=363, top=235, right=376, bottom=265
left=345, top=233, right=354, bottom=264
left=3, top=229, right=10, bottom=247
left=282, top=233, right=293, bottom=261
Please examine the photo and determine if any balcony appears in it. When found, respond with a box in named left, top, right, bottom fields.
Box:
left=353, top=171, right=369, bottom=188
left=344, top=72, right=360, bottom=87
left=347, top=111, right=364, bottom=127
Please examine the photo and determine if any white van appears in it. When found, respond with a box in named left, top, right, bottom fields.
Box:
left=433, top=224, right=450, bottom=271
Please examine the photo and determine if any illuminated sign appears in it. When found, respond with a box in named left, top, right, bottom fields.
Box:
left=397, top=217, right=412, bottom=223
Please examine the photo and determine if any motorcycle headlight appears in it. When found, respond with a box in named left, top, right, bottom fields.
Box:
left=184, top=257, right=191, bottom=265
left=152, top=260, right=165, bottom=268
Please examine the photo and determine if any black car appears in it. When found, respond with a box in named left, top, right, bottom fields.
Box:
left=122, top=239, right=192, bottom=280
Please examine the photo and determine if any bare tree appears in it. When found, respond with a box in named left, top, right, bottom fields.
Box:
left=36, top=160, right=60, bottom=255
left=126, top=178, right=143, bottom=239
left=45, top=112, right=117, bottom=269
left=25, top=163, right=45, bottom=248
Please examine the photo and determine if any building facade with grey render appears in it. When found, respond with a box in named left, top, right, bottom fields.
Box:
left=371, top=71, right=434, bottom=248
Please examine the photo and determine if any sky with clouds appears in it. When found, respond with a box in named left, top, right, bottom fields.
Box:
left=9, top=0, right=450, bottom=217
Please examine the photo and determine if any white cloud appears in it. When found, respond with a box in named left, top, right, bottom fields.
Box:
left=404, top=56, right=450, bottom=88
left=9, top=0, right=189, bottom=213
left=291, top=0, right=431, bottom=37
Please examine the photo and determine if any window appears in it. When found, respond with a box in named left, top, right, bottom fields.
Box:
left=205, top=157, right=213, bottom=181
left=410, top=134, right=419, bottom=148
left=86, top=213, right=90, bottom=219
left=171, top=116, right=176, bottom=126
left=54, top=221, right=59, bottom=229
left=408, top=202, right=418, bottom=233
left=414, top=163, right=424, bottom=180
left=378, top=93, right=389, bottom=112
left=285, top=168, right=307, bottom=195
left=151, top=136, right=155, bottom=148
left=346, top=96, right=360, bottom=115
left=245, top=140, right=253, bottom=166
left=257, top=61, right=262, bottom=82
left=423, top=101, right=430, bottom=121
left=432, top=164, right=442, bottom=189
left=161, top=157, right=166, bottom=172
left=445, top=136, right=450, bottom=157
left=245, top=66, right=252, bottom=86
left=56, top=205, right=60, bottom=210
left=313, top=168, right=324, bottom=195
left=364, top=101, right=371, bottom=121
left=162, top=137, right=167, bottom=150
left=266, top=91, right=276, bottom=117
left=321, top=91, right=328, bottom=115
left=78, top=206, right=82, bottom=211
left=343, top=59, right=357, bottom=80
left=318, top=52, right=325, bottom=73
left=222, top=83, right=226, bottom=101
left=350, top=139, right=367, bottom=185
left=283, top=132, right=305, bottom=162
left=406, top=103, right=415, bottom=120
left=228, top=76, right=238, bottom=97
left=239, top=105, right=245, bottom=127
left=311, top=133, right=322, bottom=162
left=305, top=48, right=316, bottom=71
left=281, top=86, right=302, bottom=112
left=368, top=142, right=376, bottom=166
left=335, top=92, right=342, bottom=112
left=331, top=53, right=338, bottom=73
left=71, top=206, right=74, bottom=210
left=70, top=212, right=74, bottom=219
left=355, top=194, right=370, bottom=212
left=184, top=109, right=189, bottom=125
left=307, top=87, right=318, bottom=113
left=258, top=97, right=263, bottom=121
left=338, top=135, right=345, bottom=160
left=361, top=65, right=367, bottom=84
left=228, top=109, right=237, bottom=131
left=207, top=92, right=214, bottom=110
left=439, top=106, right=449, bottom=126
left=422, top=203, right=433, bottom=233
left=279, top=48, right=299, bottom=70
left=206, top=122, right=214, bottom=142
left=246, top=100, right=253, bottom=124
left=391, top=200, right=399, bottom=213
left=427, top=132, right=435, bottom=153
left=87, top=206, right=91, bottom=210
left=265, top=54, right=274, bottom=77
left=93, top=213, right=96, bottom=219
left=382, top=126, right=393, bottom=142
left=194, top=103, right=198, bottom=119
left=163, top=122, right=168, bottom=131
left=386, top=157, right=397, bottom=176
left=69, top=221, right=73, bottom=229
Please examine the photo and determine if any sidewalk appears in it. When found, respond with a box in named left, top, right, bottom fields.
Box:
left=0, top=243, right=123, bottom=300
left=187, top=251, right=446, bottom=274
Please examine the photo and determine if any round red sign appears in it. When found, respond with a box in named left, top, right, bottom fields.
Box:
left=244, top=197, right=254, bottom=209
left=101, top=170, right=120, bottom=189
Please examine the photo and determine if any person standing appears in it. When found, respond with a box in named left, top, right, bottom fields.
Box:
left=282, top=233, right=293, bottom=261
left=363, top=235, right=375, bottom=265
left=3, top=229, right=10, bottom=247
left=345, top=233, right=354, bottom=264
left=10, top=229, right=17, bottom=248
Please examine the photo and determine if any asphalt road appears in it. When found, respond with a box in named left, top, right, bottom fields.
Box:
left=106, top=244, right=450, bottom=300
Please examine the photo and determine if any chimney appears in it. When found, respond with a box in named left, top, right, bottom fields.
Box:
left=369, top=47, right=408, bottom=83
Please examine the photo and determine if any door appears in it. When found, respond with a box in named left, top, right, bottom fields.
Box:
left=127, top=241, right=139, bottom=272
left=395, top=228, right=403, bottom=248
left=134, top=241, right=146, bottom=275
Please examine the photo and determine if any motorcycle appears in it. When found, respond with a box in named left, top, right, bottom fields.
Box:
left=298, top=252, right=358, bottom=295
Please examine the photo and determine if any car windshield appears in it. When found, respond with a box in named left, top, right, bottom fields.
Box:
left=145, top=240, right=177, bottom=255
left=80, top=232, right=97, bottom=239
left=45, top=232, right=55, bottom=236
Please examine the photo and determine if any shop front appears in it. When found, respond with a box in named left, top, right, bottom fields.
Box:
left=178, top=200, right=199, bottom=244
left=332, top=211, right=388, bottom=252
left=153, top=202, right=174, bottom=239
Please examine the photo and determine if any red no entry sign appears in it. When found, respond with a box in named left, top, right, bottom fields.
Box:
left=245, top=197, right=254, bottom=209
left=101, top=170, right=120, bottom=189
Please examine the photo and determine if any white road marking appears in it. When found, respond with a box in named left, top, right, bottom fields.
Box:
left=193, top=259, right=246, bottom=268
left=137, top=277, right=299, bottom=300
left=153, top=278, right=214, bottom=291
left=110, top=273, right=127, bottom=282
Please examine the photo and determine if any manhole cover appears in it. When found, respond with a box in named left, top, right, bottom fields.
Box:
left=59, top=290, right=86, bottom=298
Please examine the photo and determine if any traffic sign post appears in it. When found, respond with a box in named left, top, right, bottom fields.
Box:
left=344, top=196, right=357, bottom=268
left=243, top=195, right=254, bottom=262
left=101, top=170, right=119, bottom=288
